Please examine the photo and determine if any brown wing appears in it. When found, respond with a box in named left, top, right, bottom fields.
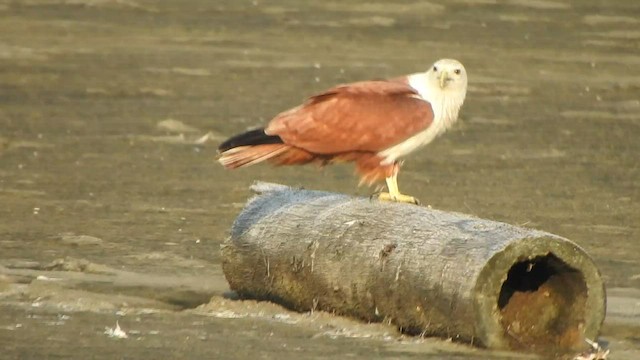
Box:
left=264, top=80, right=434, bottom=154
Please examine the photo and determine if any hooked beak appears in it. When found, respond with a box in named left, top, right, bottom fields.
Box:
left=439, top=71, right=450, bottom=89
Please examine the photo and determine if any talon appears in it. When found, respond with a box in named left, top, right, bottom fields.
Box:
left=377, top=192, right=420, bottom=205
left=376, top=170, right=421, bottom=205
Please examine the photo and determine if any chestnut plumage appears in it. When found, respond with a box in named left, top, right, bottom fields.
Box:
left=218, top=58, right=468, bottom=203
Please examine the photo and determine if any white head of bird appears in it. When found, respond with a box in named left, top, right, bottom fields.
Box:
left=407, top=58, right=467, bottom=129
left=427, top=58, right=467, bottom=94
left=408, top=58, right=467, bottom=105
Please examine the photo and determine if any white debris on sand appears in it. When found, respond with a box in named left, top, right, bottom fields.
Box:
left=104, top=321, right=128, bottom=339
left=192, top=131, right=216, bottom=145
left=156, top=119, right=200, bottom=133
left=35, top=275, right=63, bottom=281
left=573, top=339, right=609, bottom=360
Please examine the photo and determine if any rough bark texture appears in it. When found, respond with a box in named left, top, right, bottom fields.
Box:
left=221, top=182, right=606, bottom=351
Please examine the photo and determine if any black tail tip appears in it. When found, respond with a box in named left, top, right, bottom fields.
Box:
left=218, top=128, right=284, bottom=152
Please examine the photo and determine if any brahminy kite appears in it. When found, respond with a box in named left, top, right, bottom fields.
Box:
left=218, top=58, right=467, bottom=204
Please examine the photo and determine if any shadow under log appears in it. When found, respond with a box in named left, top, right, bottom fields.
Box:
left=221, top=182, right=605, bottom=352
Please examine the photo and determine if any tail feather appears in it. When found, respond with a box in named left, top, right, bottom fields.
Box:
left=218, top=144, right=289, bottom=169
left=218, top=129, right=392, bottom=186
left=218, top=128, right=283, bottom=152
left=218, top=128, right=319, bottom=169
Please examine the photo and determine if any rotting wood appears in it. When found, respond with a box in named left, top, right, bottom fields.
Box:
left=221, top=182, right=606, bottom=352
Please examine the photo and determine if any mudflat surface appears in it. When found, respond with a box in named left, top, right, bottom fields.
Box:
left=0, top=0, right=639, bottom=359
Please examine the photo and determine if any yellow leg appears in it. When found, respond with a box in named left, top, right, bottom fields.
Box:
left=377, top=172, right=420, bottom=205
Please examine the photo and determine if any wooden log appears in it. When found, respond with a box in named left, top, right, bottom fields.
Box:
left=221, top=182, right=605, bottom=351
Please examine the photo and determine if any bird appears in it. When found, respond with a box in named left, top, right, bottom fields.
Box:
left=218, top=58, right=467, bottom=205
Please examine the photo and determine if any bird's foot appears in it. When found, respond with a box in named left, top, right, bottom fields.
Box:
left=376, top=192, right=421, bottom=205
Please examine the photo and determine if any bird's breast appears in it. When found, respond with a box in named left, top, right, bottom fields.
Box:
left=377, top=115, right=448, bottom=164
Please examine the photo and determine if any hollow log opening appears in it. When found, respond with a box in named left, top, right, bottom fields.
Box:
left=498, top=254, right=587, bottom=351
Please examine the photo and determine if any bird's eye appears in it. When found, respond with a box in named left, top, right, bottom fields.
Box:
left=432, top=66, right=438, bottom=72
left=454, top=69, right=461, bottom=75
